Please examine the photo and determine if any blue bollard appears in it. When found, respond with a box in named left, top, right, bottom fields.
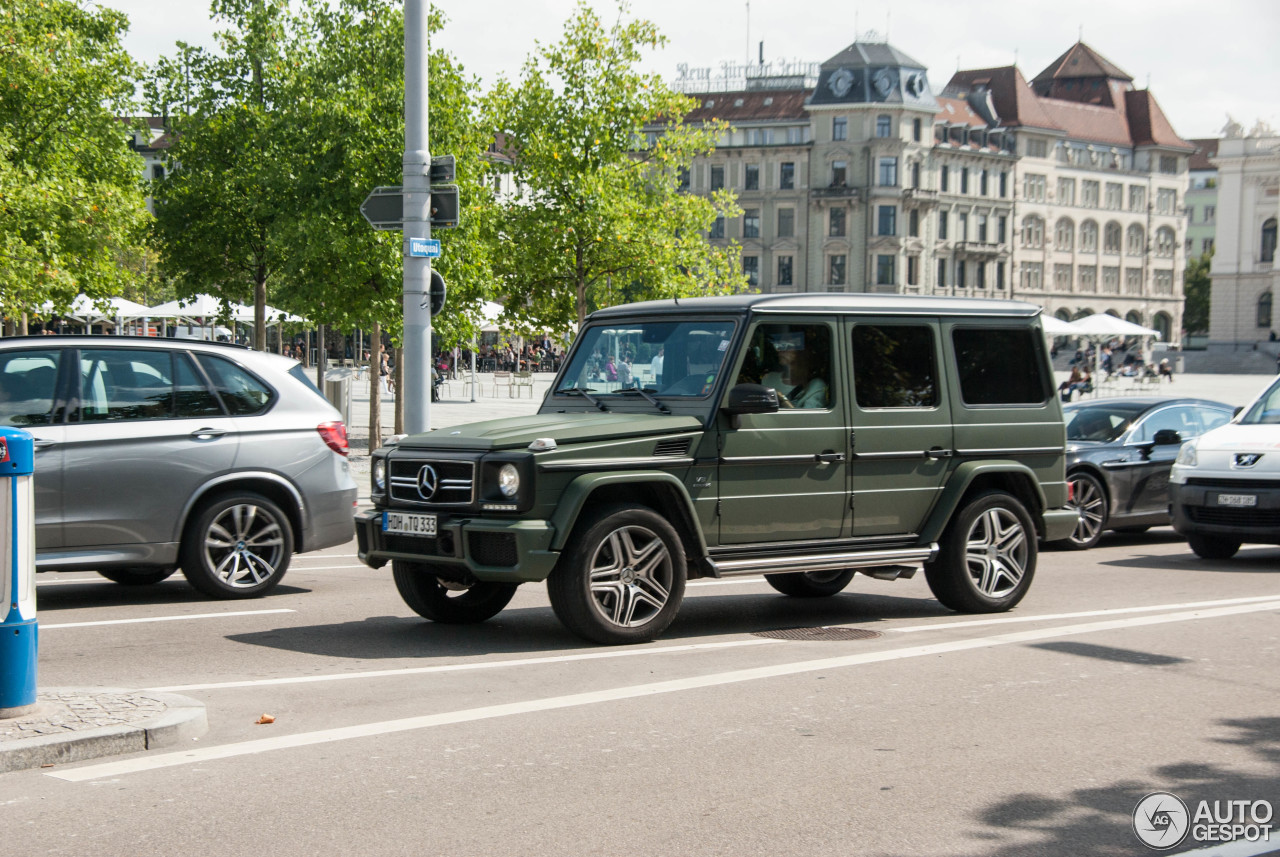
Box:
left=0, top=427, right=37, bottom=717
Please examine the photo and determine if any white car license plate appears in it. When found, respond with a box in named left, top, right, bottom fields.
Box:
left=383, top=511, right=438, bottom=536
left=1215, top=493, right=1257, bottom=507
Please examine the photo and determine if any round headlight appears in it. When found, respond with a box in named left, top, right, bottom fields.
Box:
left=498, top=463, right=520, bottom=498
left=373, top=459, right=387, bottom=491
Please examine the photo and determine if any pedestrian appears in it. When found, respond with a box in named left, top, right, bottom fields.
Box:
left=650, top=346, right=664, bottom=387
left=1158, top=358, right=1174, bottom=382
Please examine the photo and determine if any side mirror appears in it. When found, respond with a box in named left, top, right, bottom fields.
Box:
left=723, top=384, right=778, bottom=427
left=1152, top=428, right=1182, bottom=446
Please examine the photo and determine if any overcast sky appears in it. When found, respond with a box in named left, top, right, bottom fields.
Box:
left=110, top=0, right=1278, bottom=139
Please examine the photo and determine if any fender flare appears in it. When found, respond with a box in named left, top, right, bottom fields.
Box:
left=549, top=470, right=708, bottom=556
left=920, top=461, right=1048, bottom=543
left=174, top=470, right=307, bottom=545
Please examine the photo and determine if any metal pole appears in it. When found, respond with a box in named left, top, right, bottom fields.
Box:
left=402, top=0, right=431, bottom=435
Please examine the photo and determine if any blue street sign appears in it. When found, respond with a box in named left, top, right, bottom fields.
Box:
left=408, top=238, right=442, bottom=258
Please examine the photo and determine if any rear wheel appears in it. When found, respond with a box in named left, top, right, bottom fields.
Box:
left=392, top=562, right=518, bottom=623
left=548, top=505, right=686, bottom=645
left=181, top=492, right=293, bottom=599
left=926, top=491, right=1036, bottom=613
left=764, top=570, right=855, bottom=597
left=1187, top=534, right=1241, bottom=560
left=1058, top=471, right=1107, bottom=550
left=97, top=567, right=177, bottom=586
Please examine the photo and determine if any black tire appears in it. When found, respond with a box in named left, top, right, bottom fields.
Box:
left=392, top=561, right=518, bottom=623
left=181, top=492, right=293, bottom=599
left=1056, top=471, right=1107, bottom=550
left=1111, top=526, right=1151, bottom=535
left=97, top=567, right=177, bottom=586
left=926, top=490, right=1036, bottom=613
left=548, top=505, right=686, bottom=645
left=1187, top=534, right=1241, bottom=560
left=765, top=570, right=856, bottom=597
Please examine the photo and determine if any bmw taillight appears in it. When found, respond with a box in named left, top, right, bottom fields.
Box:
left=317, top=421, right=349, bottom=456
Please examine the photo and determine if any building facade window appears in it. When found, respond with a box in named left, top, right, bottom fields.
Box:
left=1104, top=221, right=1122, bottom=254
left=958, top=211, right=968, bottom=241
left=956, top=259, right=967, bottom=288
left=977, top=214, right=988, bottom=242
left=743, top=209, right=761, bottom=238
left=1054, top=264, right=1073, bottom=291
left=780, top=162, right=795, bottom=190
left=998, top=215, right=1008, bottom=243
left=907, top=255, right=919, bottom=285
left=1057, top=178, right=1075, bottom=207
left=710, top=216, right=725, bottom=239
left=678, top=168, right=690, bottom=191
left=1081, top=220, right=1098, bottom=252
left=833, top=116, right=848, bottom=141
left=744, top=163, right=759, bottom=191
left=876, top=254, right=895, bottom=285
left=743, top=255, right=759, bottom=287
left=1203, top=204, right=1216, bottom=223
left=999, top=171, right=1008, bottom=197
left=777, top=207, right=794, bottom=238
left=878, top=157, right=898, bottom=186
left=1026, top=139, right=1048, bottom=157
left=940, top=165, right=949, bottom=192
left=1262, top=218, right=1278, bottom=263
left=1154, top=269, right=1174, bottom=295
left=1021, top=216, right=1044, bottom=249
left=938, top=210, right=948, bottom=240
left=831, top=160, right=847, bottom=187
left=908, top=209, right=920, bottom=237
left=1128, top=185, right=1146, bottom=212
left=937, top=258, right=947, bottom=288
left=829, top=207, right=846, bottom=237
left=1079, top=265, right=1097, bottom=292
left=1022, top=174, right=1046, bottom=202
left=1155, top=226, right=1175, bottom=257
left=1020, top=261, right=1043, bottom=290
left=1259, top=292, right=1274, bottom=327
left=1055, top=218, right=1074, bottom=251
left=912, top=117, right=923, bottom=142
left=911, top=161, right=921, bottom=188
left=1125, top=267, right=1143, bottom=294
left=979, top=169, right=988, bottom=196
left=876, top=115, right=892, bottom=138
left=960, top=167, right=970, bottom=194
left=1082, top=180, right=1100, bottom=208
left=777, top=255, right=793, bottom=287
left=710, top=165, right=725, bottom=191
left=996, top=261, right=1006, bottom=289
left=1203, top=237, right=1215, bottom=254
left=878, top=205, right=897, bottom=236
left=1104, top=182, right=1123, bottom=209
left=1156, top=188, right=1177, bottom=214
left=976, top=261, right=987, bottom=289
left=1159, top=155, right=1178, bottom=174
left=829, top=254, right=846, bottom=286
left=1126, top=223, right=1145, bottom=256
left=1102, top=266, right=1120, bottom=293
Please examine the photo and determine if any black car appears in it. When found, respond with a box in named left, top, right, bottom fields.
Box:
left=1057, top=397, right=1235, bottom=549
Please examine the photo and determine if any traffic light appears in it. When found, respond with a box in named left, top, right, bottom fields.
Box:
left=429, top=186, right=459, bottom=229
left=429, top=269, right=446, bottom=315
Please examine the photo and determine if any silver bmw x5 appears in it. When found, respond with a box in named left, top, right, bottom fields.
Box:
left=0, top=335, right=357, bottom=598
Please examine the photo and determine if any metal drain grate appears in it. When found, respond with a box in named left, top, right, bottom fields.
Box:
left=752, top=626, right=882, bottom=641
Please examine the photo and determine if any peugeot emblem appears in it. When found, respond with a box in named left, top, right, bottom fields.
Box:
left=1234, top=453, right=1263, bottom=468
left=417, top=464, right=440, bottom=500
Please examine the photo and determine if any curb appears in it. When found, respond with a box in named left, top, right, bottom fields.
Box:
left=0, top=689, right=207, bottom=774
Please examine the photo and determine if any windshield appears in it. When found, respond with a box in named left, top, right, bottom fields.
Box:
left=1064, top=403, right=1146, bottom=443
left=556, top=319, right=738, bottom=399
left=1239, top=377, right=1280, bottom=425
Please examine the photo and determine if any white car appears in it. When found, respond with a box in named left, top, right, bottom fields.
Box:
left=1169, top=375, right=1280, bottom=559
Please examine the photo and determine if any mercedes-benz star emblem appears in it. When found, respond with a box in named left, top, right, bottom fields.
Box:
left=417, top=464, right=440, bottom=500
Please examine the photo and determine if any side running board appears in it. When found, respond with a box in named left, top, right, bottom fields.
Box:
left=705, top=544, right=938, bottom=578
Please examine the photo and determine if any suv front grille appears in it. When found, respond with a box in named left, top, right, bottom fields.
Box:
left=389, top=457, right=476, bottom=506
left=1185, top=506, right=1280, bottom=528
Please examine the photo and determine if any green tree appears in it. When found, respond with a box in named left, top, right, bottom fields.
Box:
left=1183, top=250, right=1212, bottom=335
left=0, top=0, right=151, bottom=320
left=486, top=0, right=745, bottom=332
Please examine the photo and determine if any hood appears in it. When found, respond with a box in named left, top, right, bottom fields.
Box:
left=396, top=412, right=704, bottom=451
left=1185, top=423, right=1280, bottom=477
left=1196, top=424, right=1280, bottom=454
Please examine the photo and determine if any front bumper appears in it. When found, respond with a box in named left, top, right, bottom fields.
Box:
left=354, top=508, right=560, bottom=582
left=1169, top=482, right=1280, bottom=544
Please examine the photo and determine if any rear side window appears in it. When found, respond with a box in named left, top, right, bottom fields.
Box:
left=78, top=349, right=174, bottom=422
left=175, top=353, right=225, bottom=417
left=198, top=354, right=274, bottom=415
left=952, top=327, right=1049, bottom=405
left=0, top=349, right=60, bottom=426
left=852, top=324, right=938, bottom=408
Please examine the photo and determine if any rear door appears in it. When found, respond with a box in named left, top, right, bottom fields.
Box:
left=61, top=347, right=238, bottom=549
left=847, top=318, right=953, bottom=537
left=717, top=318, right=848, bottom=544
left=1, top=348, right=66, bottom=550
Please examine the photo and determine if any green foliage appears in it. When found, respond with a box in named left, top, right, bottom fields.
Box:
left=1183, top=250, right=1212, bottom=335
left=0, top=0, right=151, bottom=319
left=485, top=0, right=746, bottom=332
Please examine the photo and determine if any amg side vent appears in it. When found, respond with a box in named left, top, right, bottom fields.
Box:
left=653, top=437, right=692, bottom=457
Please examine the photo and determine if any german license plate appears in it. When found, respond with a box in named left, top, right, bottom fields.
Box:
left=382, top=511, right=437, bottom=536
left=1215, top=493, right=1257, bottom=507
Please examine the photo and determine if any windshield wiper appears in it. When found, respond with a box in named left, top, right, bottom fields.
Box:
left=558, top=387, right=607, bottom=411
left=617, top=385, right=670, bottom=414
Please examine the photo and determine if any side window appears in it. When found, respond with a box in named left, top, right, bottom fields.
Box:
left=1196, top=407, right=1232, bottom=434
left=1130, top=406, right=1199, bottom=444
left=736, top=324, right=833, bottom=410
left=197, top=354, right=273, bottom=415
left=852, top=324, right=939, bottom=408
left=78, top=349, right=174, bottom=422
left=0, top=349, right=60, bottom=427
left=952, top=327, right=1049, bottom=406
left=175, top=353, right=225, bottom=417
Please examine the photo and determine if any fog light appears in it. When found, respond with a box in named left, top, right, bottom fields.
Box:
left=498, top=463, right=520, bottom=498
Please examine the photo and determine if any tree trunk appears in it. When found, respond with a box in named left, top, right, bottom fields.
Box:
left=393, top=346, right=404, bottom=435
left=315, top=323, right=326, bottom=389
left=254, top=270, right=267, bottom=351
left=369, top=321, right=382, bottom=451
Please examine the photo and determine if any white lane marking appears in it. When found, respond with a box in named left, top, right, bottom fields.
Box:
left=37, top=578, right=180, bottom=587
left=281, top=564, right=368, bottom=571
left=889, top=594, right=1280, bottom=633
left=1168, top=838, right=1280, bottom=856
left=41, top=609, right=295, bottom=630
left=687, top=578, right=769, bottom=588
left=145, top=639, right=781, bottom=692
left=51, top=598, right=1280, bottom=782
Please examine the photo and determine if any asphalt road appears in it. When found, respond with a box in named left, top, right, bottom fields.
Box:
left=5, top=528, right=1279, bottom=857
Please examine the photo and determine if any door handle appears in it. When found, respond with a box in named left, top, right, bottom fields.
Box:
left=190, top=427, right=228, bottom=439
left=925, top=447, right=954, bottom=459
left=32, top=439, right=57, bottom=450
left=814, top=451, right=846, bottom=463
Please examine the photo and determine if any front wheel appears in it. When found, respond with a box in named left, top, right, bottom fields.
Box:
left=548, top=505, right=686, bottom=645
left=765, top=570, right=855, bottom=597
left=926, top=491, right=1036, bottom=613
left=98, top=567, right=177, bottom=586
left=1057, top=471, right=1107, bottom=550
left=1187, top=534, right=1241, bottom=560
left=392, top=562, right=518, bottom=623
left=181, top=492, right=293, bottom=599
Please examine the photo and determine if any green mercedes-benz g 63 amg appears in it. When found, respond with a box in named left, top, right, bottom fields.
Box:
left=356, top=294, right=1076, bottom=644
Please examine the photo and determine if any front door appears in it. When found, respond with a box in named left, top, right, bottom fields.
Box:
left=717, top=320, right=848, bottom=545
left=847, top=319, right=952, bottom=537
